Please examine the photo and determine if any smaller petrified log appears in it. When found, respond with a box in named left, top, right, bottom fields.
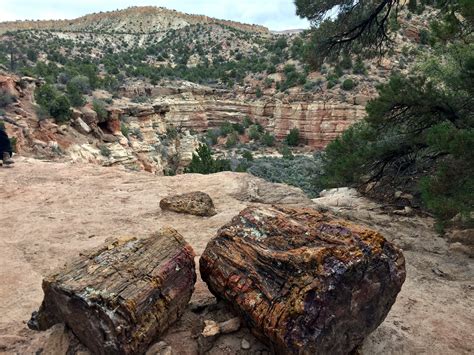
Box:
left=160, top=191, right=217, bottom=217
left=28, top=229, right=196, bottom=355
left=200, top=206, right=406, bottom=355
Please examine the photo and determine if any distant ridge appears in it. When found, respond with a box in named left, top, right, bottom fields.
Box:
left=0, top=6, right=270, bottom=35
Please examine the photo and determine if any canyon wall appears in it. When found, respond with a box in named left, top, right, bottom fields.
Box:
left=159, top=96, right=367, bottom=149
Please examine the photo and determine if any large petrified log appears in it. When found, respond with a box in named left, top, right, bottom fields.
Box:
left=200, top=206, right=406, bottom=354
left=28, top=228, right=196, bottom=355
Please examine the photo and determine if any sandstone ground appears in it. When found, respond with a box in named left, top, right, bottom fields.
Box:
left=0, top=158, right=472, bottom=354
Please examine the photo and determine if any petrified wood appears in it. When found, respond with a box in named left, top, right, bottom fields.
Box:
left=200, top=206, right=406, bottom=354
left=28, top=228, right=196, bottom=355
left=160, top=191, right=217, bottom=217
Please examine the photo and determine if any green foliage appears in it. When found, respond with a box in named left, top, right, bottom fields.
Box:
left=186, top=143, right=231, bottom=174
left=220, top=121, right=234, bottom=136
left=321, top=39, right=474, bottom=229
left=286, top=128, right=300, bottom=146
left=243, top=116, right=253, bottom=128
left=225, top=132, right=239, bottom=148
left=92, top=99, right=108, bottom=121
left=121, top=123, right=129, bottom=138
left=261, top=132, right=276, bottom=147
left=49, top=95, right=72, bottom=123
left=205, top=129, right=220, bottom=145
left=35, top=84, right=71, bottom=123
left=256, top=87, right=263, bottom=98
left=0, top=90, right=14, bottom=108
left=353, top=57, right=367, bottom=75
left=247, top=154, right=324, bottom=198
left=99, top=144, right=111, bottom=157
left=342, top=78, right=356, bottom=91
left=280, top=145, right=294, bottom=160
left=248, top=124, right=261, bottom=140
left=166, top=127, right=178, bottom=139
left=232, top=123, right=245, bottom=134
left=242, top=150, right=254, bottom=161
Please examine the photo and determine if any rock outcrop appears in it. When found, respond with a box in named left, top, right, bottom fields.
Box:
left=158, top=94, right=366, bottom=149
left=28, top=228, right=196, bottom=355
left=200, top=205, right=406, bottom=354
left=160, top=191, right=217, bottom=217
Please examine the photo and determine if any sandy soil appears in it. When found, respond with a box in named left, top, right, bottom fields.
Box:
left=0, top=158, right=472, bottom=354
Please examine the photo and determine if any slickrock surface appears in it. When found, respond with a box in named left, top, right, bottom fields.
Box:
left=28, top=229, right=196, bottom=354
left=0, top=159, right=472, bottom=354
left=200, top=205, right=406, bottom=354
left=160, top=191, right=217, bottom=217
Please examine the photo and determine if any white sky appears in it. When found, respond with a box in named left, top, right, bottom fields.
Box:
left=0, top=0, right=310, bottom=31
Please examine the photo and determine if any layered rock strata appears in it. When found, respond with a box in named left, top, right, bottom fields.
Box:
left=200, top=205, right=406, bottom=354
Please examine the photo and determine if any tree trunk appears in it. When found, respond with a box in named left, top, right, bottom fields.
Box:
left=28, top=228, right=196, bottom=355
left=200, top=205, right=406, bottom=355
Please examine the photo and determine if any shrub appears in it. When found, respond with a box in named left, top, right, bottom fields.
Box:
left=206, top=129, right=220, bottom=145
left=220, top=121, right=234, bottom=136
left=166, top=127, right=178, bottom=139
left=232, top=123, right=245, bottom=134
left=286, top=128, right=300, bottom=146
left=242, top=150, right=254, bottom=161
left=247, top=154, right=324, bottom=197
left=342, top=78, right=356, bottom=91
left=0, top=90, right=15, bottom=108
left=121, top=123, right=130, bottom=138
left=248, top=124, right=261, bottom=140
left=256, top=87, right=263, bottom=98
left=49, top=95, right=72, bottom=123
left=99, top=144, right=111, bottom=157
left=225, top=132, right=239, bottom=148
left=186, top=143, right=231, bottom=174
left=243, top=116, right=253, bottom=128
left=261, top=132, right=276, bottom=146
left=93, top=99, right=108, bottom=121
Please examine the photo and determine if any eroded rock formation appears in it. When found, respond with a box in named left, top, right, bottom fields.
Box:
left=200, top=205, right=406, bottom=354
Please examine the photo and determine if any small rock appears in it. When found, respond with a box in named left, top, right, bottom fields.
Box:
left=449, top=242, right=474, bottom=258
left=241, top=339, right=251, bottom=350
left=74, top=118, right=92, bottom=135
left=160, top=191, right=217, bottom=217
left=146, top=341, right=173, bottom=355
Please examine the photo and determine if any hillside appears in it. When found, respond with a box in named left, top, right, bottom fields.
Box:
left=0, top=6, right=269, bottom=35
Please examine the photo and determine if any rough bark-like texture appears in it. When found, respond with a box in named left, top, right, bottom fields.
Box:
left=160, top=191, right=217, bottom=217
left=200, top=206, right=406, bottom=355
left=28, top=228, right=196, bottom=355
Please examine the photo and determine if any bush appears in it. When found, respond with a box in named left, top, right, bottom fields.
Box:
left=261, top=132, right=276, bottom=146
left=232, top=123, right=245, bottom=134
left=166, top=127, right=178, bottom=139
left=206, top=129, right=220, bottom=145
left=49, top=95, right=72, bottom=123
left=93, top=99, right=108, bottom=121
left=220, top=121, right=234, bottom=136
left=247, top=154, right=324, bottom=197
left=99, top=144, right=111, bottom=157
left=242, top=150, right=254, bottom=161
left=342, top=78, right=356, bottom=91
left=185, top=143, right=231, bottom=174
left=256, top=87, right=263, bottom=98
left=248, top=124, right=261, bottom=140
left=225, top=132, right=239, bottom=148
left=286, top=128, right=300, bottom=146
left=0, top=90, right=15, bottom=108
left=243, top=116, right=253, bottom=128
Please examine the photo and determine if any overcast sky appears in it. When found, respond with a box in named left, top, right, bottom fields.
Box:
left=0, top=0, right=310, bottom=31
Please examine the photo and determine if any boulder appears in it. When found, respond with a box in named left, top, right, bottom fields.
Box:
left=160, top=191, right=217, bottom=217
left=28, top=229, right=196, bottom=355
left=200, top=205, right=406, bottom=354
left=73, top=118, right=91, bottom=135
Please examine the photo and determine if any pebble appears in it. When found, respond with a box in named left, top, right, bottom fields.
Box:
left=241, top=339, right=251, bottom=350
